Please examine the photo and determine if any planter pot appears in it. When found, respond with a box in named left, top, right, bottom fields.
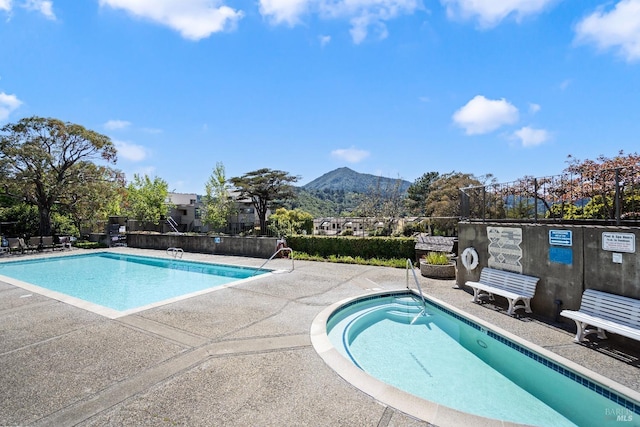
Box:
left=420, top=261, right=456, bottom=279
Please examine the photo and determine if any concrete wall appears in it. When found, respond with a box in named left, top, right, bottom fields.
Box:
left=126, top=233, right=279, bottom=258
left=457, top=222, right=639, bottom=320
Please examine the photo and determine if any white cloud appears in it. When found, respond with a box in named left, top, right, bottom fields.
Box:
left=319, top=34, right=331, bottom=47
left=104, top=119, right=132, bottom=130
left=99, top=0, right=244, bottom=40
left=452, top=95, right=519, bottom=135
left=0, top=92, right=23, bottom=121
left=331, top=147, right=370, bottom=163
left=575, top=0, right=640, bottom=62
left=514, top=126, right=549, bottom=147
left=440, top=0, right=557, bottom=28
left=0, top=0, right=11, bottom=12
left=528, top=103, right=540, bottom=114
left=259, top=0, right=309, bottom=25
left=24, top=0, right=55, bottom=19
left=260, top=0, right=422, bottom=44
left=113, top=140, right=148, bottom=162
left=142, top=127, right=163, bottom=134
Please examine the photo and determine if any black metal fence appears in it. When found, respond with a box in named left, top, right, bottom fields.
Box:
left=460, top=165, right=640, bottom=225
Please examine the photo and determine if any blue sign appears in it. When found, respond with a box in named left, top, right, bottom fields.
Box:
left=549, top=247, right=573, bottom=265
left=549, top=230, right=572, bottom=246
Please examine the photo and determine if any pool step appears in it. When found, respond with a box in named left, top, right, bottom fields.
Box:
left=387, top=296, right=431, bottom=324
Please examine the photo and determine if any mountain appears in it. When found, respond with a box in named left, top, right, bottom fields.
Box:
left=284, top=168, right=413, bottom=217
left=302, top=167, right=411, bottom=193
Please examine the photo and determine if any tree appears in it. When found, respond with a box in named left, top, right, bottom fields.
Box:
left=354, top=176, right=407, bottom=218
left=268, top=207, right=313, bottom=237
left=124, top=174, right=170, bottom=224
left=405, top=172, right=439, bottom=215
left=59, top=162, right=125, bottom=235
left=229, top=168, right=299, bottom=235
left=425, top=172, right=485, bottom=235
left=563, top=151, right=640, bottom=220
left=0, top=116, right=117, bottom=236
left=201, top=162, right=236, bottom=232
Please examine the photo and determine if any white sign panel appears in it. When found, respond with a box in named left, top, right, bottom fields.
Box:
left=549, top=230, right=572, bottom=246
left=487, top=227, right=523, bottom=273
left=602, top=233, right=636, bottom=253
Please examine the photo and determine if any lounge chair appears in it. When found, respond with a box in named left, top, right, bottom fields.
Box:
left=8, top=238, right=23, bottom=254
left=27, top=236, right=41, bottom=252
left=41, top=236, right=55, bottom=250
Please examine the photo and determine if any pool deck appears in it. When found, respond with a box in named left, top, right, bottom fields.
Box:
left=1, top=247, right=639, bottom=427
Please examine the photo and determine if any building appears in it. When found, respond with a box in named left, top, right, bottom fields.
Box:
left=165, top=192, right=269, bottom=235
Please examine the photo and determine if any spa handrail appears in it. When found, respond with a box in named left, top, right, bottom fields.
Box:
left=406, top=259, right=427, bottom=310
left=252, top=247, right=294, bottom=276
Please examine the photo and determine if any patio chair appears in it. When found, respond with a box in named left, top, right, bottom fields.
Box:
left=27, top=236, right=41, bottom=252
left=41, top=236, right=55, bottom=250
left=7, top=238, right=23, bottom=254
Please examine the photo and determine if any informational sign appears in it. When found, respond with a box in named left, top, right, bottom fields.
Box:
left=602, top=233, right=636, bottom=253
left=549, top=230, right=572, bottom=247
left=214, top=237, right=221, bottom=244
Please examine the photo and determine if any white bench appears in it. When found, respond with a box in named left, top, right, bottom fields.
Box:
left=560, top=289, right=640, bottom=343
left=466, top=268, right=539, bottom=316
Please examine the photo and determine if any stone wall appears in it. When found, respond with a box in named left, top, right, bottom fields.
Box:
left=126, top=233, right=279, bottom=258
left=457, top=222, right=639, bottom=320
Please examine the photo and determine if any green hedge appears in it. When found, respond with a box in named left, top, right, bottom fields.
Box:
left=287, top=235, right=415, bottom=260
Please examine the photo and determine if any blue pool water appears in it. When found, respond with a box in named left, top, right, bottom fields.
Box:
left=0, top=252, right=267, bottom=313
left=327, top=292, right=640, bottom=427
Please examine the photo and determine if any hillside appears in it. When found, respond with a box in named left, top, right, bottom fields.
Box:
left=303, top=167, right=411, bottom=193
left=284, top=168, right=412, bottom=217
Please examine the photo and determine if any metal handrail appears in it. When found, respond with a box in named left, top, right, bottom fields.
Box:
left=406, top=258, right=426, bottom=311
left=166, top=247, right=183, bottom=258
left=252, top=247, right=294, bottom=276
left=166, top=217, right=180, bottom=234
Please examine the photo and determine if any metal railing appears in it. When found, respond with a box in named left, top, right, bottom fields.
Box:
left=460, top=165, right=640, bottom=225
left=166, top=247, right=183, bottom=258
left=166, top=217, right=181, bottom=233
left=252, top=247, right=294, bottom=276
left=405, top=259, right=426, bottom=311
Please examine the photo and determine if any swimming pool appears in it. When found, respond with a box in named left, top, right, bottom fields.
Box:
left=311, top=290, right=640, bottom=427
left=0, top=252, right=269, bottom=318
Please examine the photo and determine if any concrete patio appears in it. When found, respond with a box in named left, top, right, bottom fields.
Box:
left=1, top=248, right=639, bottom=426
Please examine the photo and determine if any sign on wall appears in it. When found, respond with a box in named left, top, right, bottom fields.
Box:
left=602, top=232, right=636, bottom=253
left=487, top=227, right=523, bottom=273
left=549, top=230, right=572, bottom=246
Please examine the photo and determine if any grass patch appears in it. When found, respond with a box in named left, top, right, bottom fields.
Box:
left=293, top=251, right=409, bottom=268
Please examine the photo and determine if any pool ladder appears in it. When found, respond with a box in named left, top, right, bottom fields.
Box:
left=406, top=259, right=428, bottom=323
left=166, top=247, right=184, bottom=259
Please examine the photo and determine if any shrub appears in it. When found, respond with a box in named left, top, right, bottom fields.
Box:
left=422, top=252, right=449, bottom=265
left=75, top=241, right=108, bottom=249
left=287, top=235, right=415, bottom=261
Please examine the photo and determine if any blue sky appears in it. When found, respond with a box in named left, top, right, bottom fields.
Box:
left=1, top=0, right=639, bottom=194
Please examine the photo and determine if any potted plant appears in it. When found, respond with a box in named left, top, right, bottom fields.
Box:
left=420, top=252, right=456, bottom=279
